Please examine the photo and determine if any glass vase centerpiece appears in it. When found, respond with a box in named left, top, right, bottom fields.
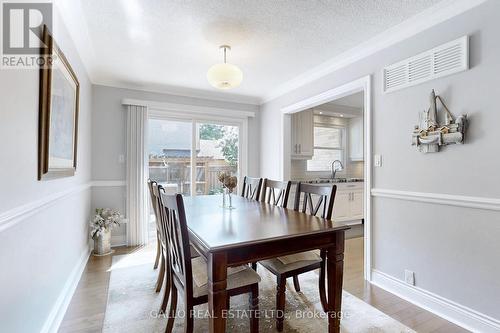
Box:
left=90, top=208, right=123, bottom=256
left=218, top=172, right=238, bottom=209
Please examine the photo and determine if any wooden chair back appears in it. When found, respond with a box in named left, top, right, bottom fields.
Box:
left=260, top=179, right=291, bottom=208
left=147, top=179, right=159, bottom=219
left=158, top=192, right=194, bottom=297
left=241, top=176, right=263, bottom=201
left=151, top=184, right=167, bottom=249
left=294, top=183, right=337, bottom=220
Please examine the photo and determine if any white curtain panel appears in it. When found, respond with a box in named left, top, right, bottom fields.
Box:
left=126, top=104, right=149, bottom=246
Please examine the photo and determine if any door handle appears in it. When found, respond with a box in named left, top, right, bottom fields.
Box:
left=299, top=144, right=301, bottom=153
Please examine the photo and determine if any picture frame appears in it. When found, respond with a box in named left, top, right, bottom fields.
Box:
left=38, top=25, right=80, bottom=180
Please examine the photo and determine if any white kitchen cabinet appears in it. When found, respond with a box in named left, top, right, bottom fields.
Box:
left=349, top=116, right=363, bottom=161
left=332, top=183, right=364, bottom=224
left=291, top=110, right=313, bottom=159
left=332, top=191, right=350, bottom=220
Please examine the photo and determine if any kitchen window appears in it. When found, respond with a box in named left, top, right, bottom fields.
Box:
left=307, top=125, right=345, bottom=172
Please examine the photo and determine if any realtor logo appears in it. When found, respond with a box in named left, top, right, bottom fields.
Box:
left=1, top=1, right=52, bottom=68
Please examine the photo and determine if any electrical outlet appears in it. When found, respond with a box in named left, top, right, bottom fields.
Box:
left=374, top=154, right=382, bottom=167
left=405, top=270, right=415, bottom=286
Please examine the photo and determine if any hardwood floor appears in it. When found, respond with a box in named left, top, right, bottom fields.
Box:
left=59, top=238, right=468, bottom=333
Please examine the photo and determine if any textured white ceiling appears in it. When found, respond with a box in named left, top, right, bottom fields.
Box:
left=79, top=0, right=443, bottom=101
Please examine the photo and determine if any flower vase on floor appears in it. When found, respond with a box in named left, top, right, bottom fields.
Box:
left=90, top=208, right=123, bottom=256
left=94, top=229, right=111, bottom=255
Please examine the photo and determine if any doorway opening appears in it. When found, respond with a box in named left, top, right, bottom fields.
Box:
left=280, top=76, right=372, bottom=281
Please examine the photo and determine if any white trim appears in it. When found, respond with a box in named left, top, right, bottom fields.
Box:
left=371, top=188, right=500, bottom=211
left=96, top=82, right=261, bottom=105
left=371, top=269, right=500, bottom=333
left=280, top=75, right=373, bottom=281
left=122, top=99, right=256, bottom=118
left=91, top=180, right=127, bottom=187
left=263, top=0, right=487, bottom=103
left=0, top=183, right=91, bottom=233
left=40, top=247, right=91, bottom=333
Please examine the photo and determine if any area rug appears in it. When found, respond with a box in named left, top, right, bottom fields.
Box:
left=103, top=248, right=414, bottom=333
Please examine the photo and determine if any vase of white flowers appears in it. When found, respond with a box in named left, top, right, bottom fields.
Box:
left=90, top=208, right=123, bottom=256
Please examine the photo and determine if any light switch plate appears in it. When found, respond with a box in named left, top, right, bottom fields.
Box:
left=118, top=154, right=125, bottom=164
left=374, top=154, right=382, bottom=167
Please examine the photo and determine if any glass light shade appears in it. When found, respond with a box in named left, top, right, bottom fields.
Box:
left=207, top=63, right=243, bottom=89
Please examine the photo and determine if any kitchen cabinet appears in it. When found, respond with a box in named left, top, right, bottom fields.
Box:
left=332, top=182, right=364, bottom=224
left=291, top=110, right=313, bottom=159
left=290, top=181, right=364, bottom=225
left=349, top=116, right=363, bottom=161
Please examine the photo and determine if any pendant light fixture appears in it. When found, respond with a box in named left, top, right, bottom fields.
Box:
left=207, top=45, right=243, bottom=90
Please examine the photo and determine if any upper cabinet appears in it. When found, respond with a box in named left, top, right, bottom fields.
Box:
left=291, top=110, right=313, bottom=159
left=349, top=116, right=363, bottom=161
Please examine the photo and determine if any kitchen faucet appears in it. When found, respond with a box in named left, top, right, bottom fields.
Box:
left=331, top=160, right=344, bottom=179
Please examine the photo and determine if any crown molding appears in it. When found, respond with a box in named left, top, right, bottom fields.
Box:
left=262, top=0, right=488, bottom=103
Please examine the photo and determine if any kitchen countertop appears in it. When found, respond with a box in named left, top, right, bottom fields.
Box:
left=291, top=178, right=364, bottom=185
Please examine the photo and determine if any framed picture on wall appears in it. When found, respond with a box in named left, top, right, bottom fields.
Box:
left=38, top=25, right=80, bottom=180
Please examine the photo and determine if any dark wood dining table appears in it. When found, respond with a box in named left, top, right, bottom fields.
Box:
left=183, top=195, right=350, bottom=333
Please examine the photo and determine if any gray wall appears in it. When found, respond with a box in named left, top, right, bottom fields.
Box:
left=91, top=85, right=260, bottom=243
left=0, top=13, right=93, bottom=333
left=260, top=0, right=500, bottom=321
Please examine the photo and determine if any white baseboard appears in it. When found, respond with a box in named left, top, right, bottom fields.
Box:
left=40, top=246, right=91, bottom=333
left=371, top=269, right=500, bottom=333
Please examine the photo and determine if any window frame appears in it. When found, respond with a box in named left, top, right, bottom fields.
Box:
left=306, top=123, right=347, bottom=173
left=148, top=109, right=248, bottom=196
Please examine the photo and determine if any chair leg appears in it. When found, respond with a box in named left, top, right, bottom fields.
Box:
left=276, top=275, right=286, bottom=332
left=160, top=266, right=171, bottom=312
left=153, top=234, right=161, bottom=269
left=292, top=275, right=301, bottom=292
left=249, top=284, right=259, bottom=333
left=184, top=302, right=194, bottom=333
left=155, top=254, right=165, bottom=292
left=319, top=250, right=328, bottom=313
left=251, top=262, right=257, bottom=271
left=165, top=284, right=178, bottom=333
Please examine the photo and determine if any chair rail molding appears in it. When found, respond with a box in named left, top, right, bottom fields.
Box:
left=0, top=183, right=92, bottom=233
left=371, top=188, right=500, bottom=211
left=371, top=269, right=500, bottom=333
left=91, top=180, right=127, bottom=187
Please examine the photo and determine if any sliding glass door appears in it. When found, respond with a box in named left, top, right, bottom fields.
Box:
left=196, top=122, right=239, bottom=195
left=147, top=117, right=241, bottom=239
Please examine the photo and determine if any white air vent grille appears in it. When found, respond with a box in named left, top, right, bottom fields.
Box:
left=383, top=36, right=468, bottom=93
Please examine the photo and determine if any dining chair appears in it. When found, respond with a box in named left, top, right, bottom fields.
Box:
left=259, top=182, right=337, bottom=332
left=159, top=192, right=261, bottom=333
left=151, top=184, right=171, bottom=306
left=152, top=182, right=204, bottom=312
left=241, top=176, right=263, bottom=201
left=259, top=179, right=291, bottom=208
left=147, top=180, right=162, bottom=271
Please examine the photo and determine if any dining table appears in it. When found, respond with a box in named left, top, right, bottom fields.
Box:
left=183, top=194, right=350, bottom=333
